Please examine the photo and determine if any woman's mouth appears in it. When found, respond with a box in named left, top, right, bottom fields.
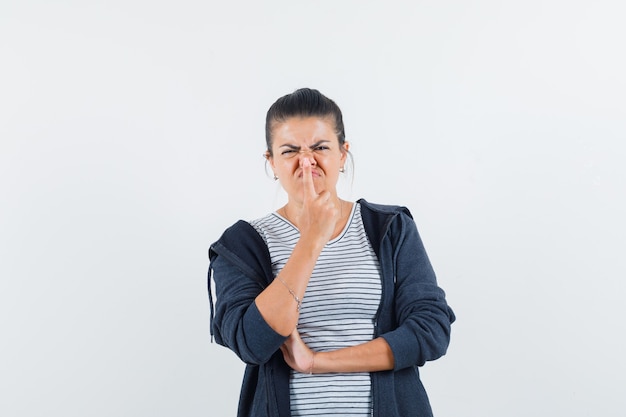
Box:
left=298, top=170, right=321, bottom=178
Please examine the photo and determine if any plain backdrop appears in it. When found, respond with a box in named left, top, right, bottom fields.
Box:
left=1, top=1, right=625, bottom=416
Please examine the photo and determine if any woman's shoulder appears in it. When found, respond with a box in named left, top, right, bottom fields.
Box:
left=357, top=198, right=413, bottom=219
left=210, top=218, right=266, bottom=258
left=357, top=198, right=417, bottom=245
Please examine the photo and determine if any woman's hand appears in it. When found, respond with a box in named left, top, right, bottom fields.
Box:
left=280, top=329, right=316, bottom=374
left=294, top=158, right=340, bottom=247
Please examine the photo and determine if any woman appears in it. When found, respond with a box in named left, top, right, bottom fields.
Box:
left=208, top=88, right=455, bottom=416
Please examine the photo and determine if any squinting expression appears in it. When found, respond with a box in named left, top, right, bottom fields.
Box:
left=268, top=117, right=349, bottom=201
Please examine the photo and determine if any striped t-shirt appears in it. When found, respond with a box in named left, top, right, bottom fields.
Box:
left=250, top=202, right=382, bottom=416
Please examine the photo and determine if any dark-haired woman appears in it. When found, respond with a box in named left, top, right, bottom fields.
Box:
left=209, top=88, right=455, bottom=417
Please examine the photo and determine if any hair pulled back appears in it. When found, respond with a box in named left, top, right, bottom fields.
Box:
left=265, top=88, right=346, bottom=156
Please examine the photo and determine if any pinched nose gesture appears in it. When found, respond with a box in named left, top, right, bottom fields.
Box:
left=296, top=158, right=340, bottom=247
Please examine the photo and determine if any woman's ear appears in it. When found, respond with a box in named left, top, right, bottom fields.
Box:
left=341, top=141, right=350, bottom=162
left=265, top=150, right=275, bottom=169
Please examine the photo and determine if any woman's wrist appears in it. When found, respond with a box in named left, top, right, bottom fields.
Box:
left=296, top=234, right=327, bottom=255
left=308, top=352, right=317, bottom=374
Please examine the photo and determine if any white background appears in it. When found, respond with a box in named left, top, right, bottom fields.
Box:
left=1, top=1, right=625, bottom=416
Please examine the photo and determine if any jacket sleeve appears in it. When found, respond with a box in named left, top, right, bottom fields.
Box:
left=210, top=239, right=287, bottom=366
left=378, top=212, right=455, bottom=370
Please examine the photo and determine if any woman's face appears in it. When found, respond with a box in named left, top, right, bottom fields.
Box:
left=268, top=116, right=349, bottom=203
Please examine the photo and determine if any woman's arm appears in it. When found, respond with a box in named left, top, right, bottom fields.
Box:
left=379, top=213, right=455, bottom=369
left=254, top=237, right=323, bottom=336
left=280, top=330, right=394, bottom=374
left=255, top=159, right=340, bottom=336
left=279, top=212, right=454, bottom=373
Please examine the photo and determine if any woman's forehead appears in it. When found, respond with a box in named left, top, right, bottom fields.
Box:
left=271, top=117, right=337, bottom=144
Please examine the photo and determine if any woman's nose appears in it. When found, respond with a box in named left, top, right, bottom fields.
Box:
left=298, top=150, right=316, bottom=165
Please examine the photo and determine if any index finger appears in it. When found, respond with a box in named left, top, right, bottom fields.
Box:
left=301, top=158, right=317, bottom=200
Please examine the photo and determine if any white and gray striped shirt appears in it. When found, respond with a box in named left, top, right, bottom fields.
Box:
left=250, top=202, right=382, bottom=416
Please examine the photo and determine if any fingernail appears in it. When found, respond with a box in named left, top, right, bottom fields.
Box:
left=302, top=158, right=311, bottom=167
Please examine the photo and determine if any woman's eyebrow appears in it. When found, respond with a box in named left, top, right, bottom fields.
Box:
left=308, top=140, right=330, bottom=149
left=279, top=144, right=301, bottom=150
left=278, top=140, right=330, bottom=150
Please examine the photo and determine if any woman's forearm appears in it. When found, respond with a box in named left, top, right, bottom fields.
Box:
left=312, top=337, right=395, bottom=373
left=254, top=237, right=323, bottom=336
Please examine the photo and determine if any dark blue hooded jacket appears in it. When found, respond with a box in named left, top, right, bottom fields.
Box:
left=208, top=199, right=455, bottom=416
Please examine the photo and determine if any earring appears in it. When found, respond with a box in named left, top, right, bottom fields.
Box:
left=339, top=167, right=345, bottom=173
left=273, top=174, right=278, bottom=180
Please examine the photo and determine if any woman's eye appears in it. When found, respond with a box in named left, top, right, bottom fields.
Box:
left=314, top=146, right=329, bottom=151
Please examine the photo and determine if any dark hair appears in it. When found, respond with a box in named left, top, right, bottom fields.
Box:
left=265, top=88, right=346, bottom=156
